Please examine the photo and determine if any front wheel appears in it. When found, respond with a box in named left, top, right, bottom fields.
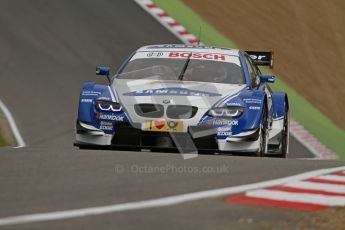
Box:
left=255, top=104, right=268, bottom=157
left=277, top=107, right=289, bottom=158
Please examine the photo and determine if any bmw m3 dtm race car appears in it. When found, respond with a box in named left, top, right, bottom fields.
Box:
left=75, top=44, right=289, bottom=157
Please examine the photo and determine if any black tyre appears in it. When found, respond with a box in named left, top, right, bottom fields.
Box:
left=277, top=105, right=289, bottom=158
left=255, top=104, right=268, bottom=157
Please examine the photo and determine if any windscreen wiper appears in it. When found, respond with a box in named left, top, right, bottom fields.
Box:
left=178, top=53, right=192, bottom=80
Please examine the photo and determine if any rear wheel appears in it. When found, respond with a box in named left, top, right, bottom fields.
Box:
left=256, top=104, right=268, bottom=157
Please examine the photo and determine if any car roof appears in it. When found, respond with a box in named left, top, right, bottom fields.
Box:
left=136, top=44, right=241, bottom=56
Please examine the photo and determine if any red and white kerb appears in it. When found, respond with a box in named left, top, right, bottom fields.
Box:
left=135, top=0, right=202, bottom=45
left=226, top=170, right=345, bottom=211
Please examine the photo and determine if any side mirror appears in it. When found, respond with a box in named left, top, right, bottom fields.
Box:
left=96, top=66, right=111, bottom=84
left=259, top=75, right=275, bottom=83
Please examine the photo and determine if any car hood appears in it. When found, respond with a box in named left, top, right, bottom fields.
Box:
left=113, top=79, right=246, bottom=109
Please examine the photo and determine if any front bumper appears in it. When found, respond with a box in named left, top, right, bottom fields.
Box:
left=75, top=121, right=260, bottom=152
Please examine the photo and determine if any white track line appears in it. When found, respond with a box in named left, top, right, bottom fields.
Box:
left=0, top=166, right=344, bottom=226
left=0, top=99, right=25, bottom=148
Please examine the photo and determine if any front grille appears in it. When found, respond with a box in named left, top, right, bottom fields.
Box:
left=166, top=105, right=197, bottom=119
left=134, top=103, right=164, bottom=118
left=112, top=122, right=141, bottom=146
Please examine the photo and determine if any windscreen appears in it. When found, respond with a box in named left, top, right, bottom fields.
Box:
left=117, top=51, right=245, bottom=84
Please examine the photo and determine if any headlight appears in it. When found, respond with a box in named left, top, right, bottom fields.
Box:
left=95, top=100, right=122, bottom=112
left=208, top=107, right=244, bottom=117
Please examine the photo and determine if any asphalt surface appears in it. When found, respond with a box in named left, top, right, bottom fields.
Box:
left=0, top=0, right=343, bottom=229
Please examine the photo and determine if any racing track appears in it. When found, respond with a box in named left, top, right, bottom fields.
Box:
left=0, top=1, right=344, bottom=229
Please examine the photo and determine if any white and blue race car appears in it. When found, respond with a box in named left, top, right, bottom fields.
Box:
left=75, top=44, right=289, bottom=157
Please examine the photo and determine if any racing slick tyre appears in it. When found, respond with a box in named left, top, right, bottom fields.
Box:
left=255, top=103, right=268, bottom=157
left=277, top=105, right=289, bottom=158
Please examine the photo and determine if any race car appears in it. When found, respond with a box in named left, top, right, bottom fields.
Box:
left=75, top=44, right=289, bottom=157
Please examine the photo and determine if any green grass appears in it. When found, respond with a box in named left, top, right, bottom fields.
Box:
left=0, top=134, right=7, bottom=147
left=154, top=0, right=345, bottom=159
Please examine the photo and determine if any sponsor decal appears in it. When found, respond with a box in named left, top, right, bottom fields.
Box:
left=144, top=120, right=184, bottom=132
left=130, top=51, right=240, bottom=65
left=207, top=119, right=238, bottom=126
left=249, top=54, right=267, bottom=61
left=82, top=90, right=101, bottom=96
left=168, top=52, right=226, bottom=61
left=81, top=99, right=93, bottom=103
left=147, top=44, right=211, bottom=49
left=146, top=52, right=164, bottom=58
left=123, top=87, right=221, bottom=97
left=249, top=106, right=260, bottom=110
left=154, top=120, right=165, bottom=130
left=96, top=114, right=124, bottom=121
left=100, top=121, right=113, bottom=131
left=246, top=51, right=273, bottom=67
left=100, top=121, right=112, bottom=126
left=217, top=126, right=232, bottom=132
left=217, top=126, right=232, bottom=136
left=100, top=126, right=113, bottom=131
left=217, top=132, right=232, bottom=136
left=243, top=98, right=262, bottom=104
left=97, top=97, right=111, bottom=101
left=226, top=102, right=242, bottom=106
left=167, top=121, right=178, bottom=129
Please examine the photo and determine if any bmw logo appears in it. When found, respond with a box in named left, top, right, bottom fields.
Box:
left=163, top=99, right=171, bottom=104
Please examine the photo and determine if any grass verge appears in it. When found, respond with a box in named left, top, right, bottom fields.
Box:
left=259, top=207, right=345, bottom=230
left=153, top=0, right=345, bottom=159
left=0, top=134, right=7, bottom=147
